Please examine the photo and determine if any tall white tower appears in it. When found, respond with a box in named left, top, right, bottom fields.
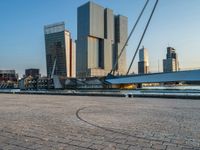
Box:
left=138, top=47, right=149, bottom=74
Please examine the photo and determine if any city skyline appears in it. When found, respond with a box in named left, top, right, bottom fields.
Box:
left=1, top=0, right=200, bottom=77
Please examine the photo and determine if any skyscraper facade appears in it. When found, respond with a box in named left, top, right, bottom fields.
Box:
left=76, top=2, right=128, bottom=77
left=163, top=47, right=179, bottom=72
left=138, top=47, right=149, bottom=74
left=44, top=22, right=76, bottom=78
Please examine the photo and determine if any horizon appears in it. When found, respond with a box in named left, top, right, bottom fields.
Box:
left=1, top=0, right=200, bottom=77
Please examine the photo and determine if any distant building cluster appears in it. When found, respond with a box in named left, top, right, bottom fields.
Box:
left=137, top=46, right=179, bottom=74
left=19, top=69, right=53, bottom=90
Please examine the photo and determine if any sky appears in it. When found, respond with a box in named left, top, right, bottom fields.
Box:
left=0, top=0, right=200, bottom=77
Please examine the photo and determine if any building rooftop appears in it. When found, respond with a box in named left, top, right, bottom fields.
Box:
left=44, top=22, right=65, bottom=34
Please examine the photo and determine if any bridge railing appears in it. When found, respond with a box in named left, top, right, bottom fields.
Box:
left=179, top=67, right=200, bottom=71
left=147, top=68, right=200, bottom=74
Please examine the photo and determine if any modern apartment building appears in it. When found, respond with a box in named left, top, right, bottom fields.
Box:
left=44, top=22, right=76, bottom=78
left=163, top=47, right=179, bottom=72
left=76, top=1, right=128, bottom=77
left=138, top=47, right=149, bottom=74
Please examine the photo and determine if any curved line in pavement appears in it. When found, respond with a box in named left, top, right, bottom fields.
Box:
left=76, top=106, right=198, bottom=149
left=76, top=107, right=158, bottom=140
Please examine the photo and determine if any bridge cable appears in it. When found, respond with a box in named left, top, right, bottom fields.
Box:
left=126, top=0, right=159, bottom=75
left=110, top=0, right=150, bottom=75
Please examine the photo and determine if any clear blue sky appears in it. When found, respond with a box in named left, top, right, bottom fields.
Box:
left=0, top=0, right=200, bottom=77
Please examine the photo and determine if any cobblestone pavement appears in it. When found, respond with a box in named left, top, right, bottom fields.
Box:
left=0, top=94, right=200, bottom=150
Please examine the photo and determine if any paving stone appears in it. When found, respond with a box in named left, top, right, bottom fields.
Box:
left=2, top=145, right=27, bottom=150
left=166, top=145, right=182, bottom=150
left=0, top=94, right=199, bottom=149
left=90, top=144, right=105, bottom=149
left=152, top=144, right=167, bottom=150
left=181, top=147, right=194, bottom=150
left=116, top=143, right=130, bottom=149
left=128, top=145, right=142, bottom=150
left=114, top=138, right=127, bottom=144
left=142, top=148, right=154, bottom=150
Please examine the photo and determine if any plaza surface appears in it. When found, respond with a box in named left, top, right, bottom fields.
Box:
left=0, top=94, right=199, bottom=150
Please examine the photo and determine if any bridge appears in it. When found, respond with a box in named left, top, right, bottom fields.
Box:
left=106, top=0, right=200, bottom=86
left=106, top=69, right=200, bottom=84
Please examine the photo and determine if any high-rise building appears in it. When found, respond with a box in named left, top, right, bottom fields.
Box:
left=163, top=47, right=179, bottom=72
left=138, top=47, right=149, bottom=74
left=44, top=22, right=76, bottom=78
left=76, top=1, right=128, bottom=77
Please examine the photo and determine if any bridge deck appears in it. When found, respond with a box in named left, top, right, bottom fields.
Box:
left=106, top=69, right=200, bottom=84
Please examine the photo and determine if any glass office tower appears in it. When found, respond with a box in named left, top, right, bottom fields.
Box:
left=44, top=22, right=76, bottom=78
